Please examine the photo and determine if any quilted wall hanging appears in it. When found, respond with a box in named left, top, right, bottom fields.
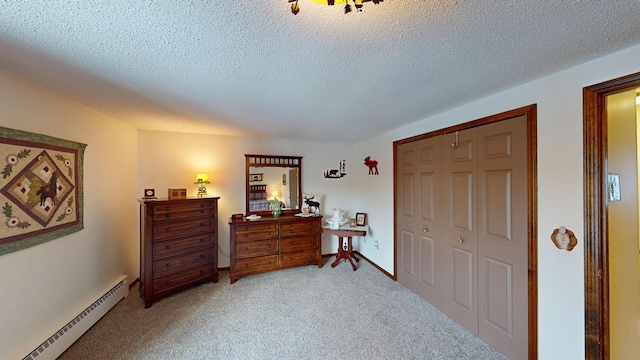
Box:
left=0, top=126, right=86, bottom=256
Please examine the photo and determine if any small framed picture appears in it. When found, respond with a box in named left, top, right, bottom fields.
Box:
left=356, top=212, right=367, bottom=226
left=249, top=173, right=263, bottom=182
left=143, top=188, right=156, bottom=199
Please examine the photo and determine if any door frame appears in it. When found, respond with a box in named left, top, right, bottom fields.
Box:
left=583, top=72, right=640, bottom=360
left=393, top=104, right=538, bottom=360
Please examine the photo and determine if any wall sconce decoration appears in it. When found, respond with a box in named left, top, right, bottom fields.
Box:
left=288, top=0, right=383, bottom=16
left=194, top=173, right=210, bottom=197
left=551, top=226, right=578, bottom=251
left=364, top=156, right=378, bottom=175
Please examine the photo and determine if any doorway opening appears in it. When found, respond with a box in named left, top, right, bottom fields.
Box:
left=583, top=72, right=640, bottom=360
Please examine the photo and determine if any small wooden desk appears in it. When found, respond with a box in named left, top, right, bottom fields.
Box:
left=322, top=225, right=368, bottom=271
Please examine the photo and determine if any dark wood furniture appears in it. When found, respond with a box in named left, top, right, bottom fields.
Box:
left=139, top=197, right=219, bottom=308
left=322, top=226, right=367, bottom=271
left=229, top=215, right=322, bottom=283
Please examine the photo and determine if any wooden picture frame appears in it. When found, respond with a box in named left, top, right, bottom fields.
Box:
left=356, top=212, right=367, bottom=226
left=249, top=173, right=263, bottom=182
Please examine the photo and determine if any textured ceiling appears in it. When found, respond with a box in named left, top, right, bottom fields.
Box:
left=2, top=1, right=640, bottom=141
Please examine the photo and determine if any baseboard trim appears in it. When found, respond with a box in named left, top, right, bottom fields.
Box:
left=129, top=278, right=140, bottom=290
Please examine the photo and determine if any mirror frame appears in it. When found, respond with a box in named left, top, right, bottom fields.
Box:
left=245, top=154, right=302, bottom=217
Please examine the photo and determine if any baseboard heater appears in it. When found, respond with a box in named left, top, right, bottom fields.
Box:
left=22, top=275, right=128, bottom=360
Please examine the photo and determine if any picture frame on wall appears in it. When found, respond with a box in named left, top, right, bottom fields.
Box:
left=356, top=212, right=367, bottom=226
left=249, top=173, right=263, bottom=182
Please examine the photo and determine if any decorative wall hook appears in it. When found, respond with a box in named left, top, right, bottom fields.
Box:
left=451, top=131, right=459, bottom=148
left=551, top=226, right=578, bottom=251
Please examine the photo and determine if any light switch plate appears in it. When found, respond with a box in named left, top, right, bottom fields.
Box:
left=608, top=173, right=621, bottom=202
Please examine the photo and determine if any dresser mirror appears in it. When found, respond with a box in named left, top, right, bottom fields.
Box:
left=245, top=154, right=302, bottom=216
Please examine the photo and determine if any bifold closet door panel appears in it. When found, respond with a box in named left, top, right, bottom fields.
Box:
left=397, top=141, right=419, bottom=293
left=397, top=136, right=445, bottom=309
left=441, top=127, right=479, bottom=334
left=414, top=136, right=444, bottom=308
left=476, top=115, right=528, bottom=360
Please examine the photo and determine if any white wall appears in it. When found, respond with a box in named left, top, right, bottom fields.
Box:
left=0, top=70, right=139, bottom=359
left=137, top=131, right=357, bottom=267
left=353, top=43, right=640, bottom=359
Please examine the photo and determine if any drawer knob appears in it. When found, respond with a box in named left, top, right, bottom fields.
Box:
left=201, top=210, right=205, bottom=214
left=267, top=244, right=271, bottom=248
left=165, top=281, right=171, bottom=285
left=267, top=260, right=272, bottom=264
left=289, top=242, right=293, bottom=246
left=200, top=223, right=205, bottom=227
left=165, top=207, right=170, bottom=211
left=165, top=245, right=171, bottom=250
left=166, top=263, right=171, bottom=268
left=243, top=234, right=248, bottom=238
left=289, top=230, right=293, bottom=233
left=200, top=254, right=205, bottom=258
left=200, top=238, right=205, bottom=243
left=308, top=254, right=312, bottom=258
left=289, top=257, right=293, bottom=261
left=201, top=204, right=205, bottom=208
left=243, top=226, right=248, bottom=231
left=165, top=214, right=171, bottom=218
left=166, top=228, right=171, bottom=232
left=200, top=270, right=205, bottom=274
left=244, top=264, right=249, bottom=267
left=267, top=225, right=271, bottom=229
left=244, top=247, right=249, bottom=251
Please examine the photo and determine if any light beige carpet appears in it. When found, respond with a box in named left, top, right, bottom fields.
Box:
left=60, top=258, right=507, bottom=360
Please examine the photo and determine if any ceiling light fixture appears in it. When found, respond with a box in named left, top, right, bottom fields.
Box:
left=288, top=0, right=382, bottom=15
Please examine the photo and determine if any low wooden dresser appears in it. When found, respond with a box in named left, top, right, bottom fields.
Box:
left=139, top=197, right=219, bottom=308
left=229, top=215, right=322, bottom=283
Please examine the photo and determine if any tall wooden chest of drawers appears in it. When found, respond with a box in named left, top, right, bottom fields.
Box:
left=229, top=215, right=322, bottom=283
left=139, top=197, right=219, bottom=308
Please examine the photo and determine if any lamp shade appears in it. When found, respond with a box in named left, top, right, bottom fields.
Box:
left=272, top=191, right=279, bottom=199
left=195, top=173, right=209, bottom=183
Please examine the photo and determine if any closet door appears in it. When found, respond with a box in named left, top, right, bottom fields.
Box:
left=396, top=136, right=444, bottom=308
left=441, top=127, right=479, bottom=333
left=476, top=115, right=528, bottom=360
left=397, top=141, right=419, bottom=292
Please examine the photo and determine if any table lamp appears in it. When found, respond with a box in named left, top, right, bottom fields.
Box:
left=194, top=173, right=210, bottom=196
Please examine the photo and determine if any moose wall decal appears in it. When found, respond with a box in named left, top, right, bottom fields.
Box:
left=364, top=156, right=378, bottom=175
